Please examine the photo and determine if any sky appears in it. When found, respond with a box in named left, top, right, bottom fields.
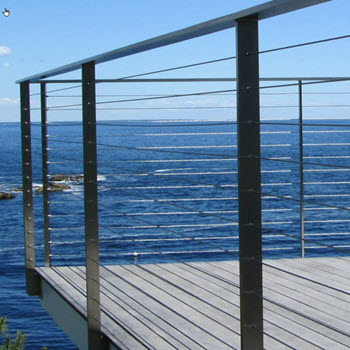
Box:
left=1, top=0, right=350, bottom=122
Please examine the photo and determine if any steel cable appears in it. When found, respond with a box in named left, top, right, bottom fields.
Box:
left=116, top=56, right=236, bottom=80
left=257, top=225, right=350, bottom=256
left=255, top=34, right=350, bottom=56
left=50, top=191, right=240, bottom=258
left=32, top=87, right=239, bottom=110
left=47, top=202, right=350, bottom=346
left=33, top=77, right=350, bottom=110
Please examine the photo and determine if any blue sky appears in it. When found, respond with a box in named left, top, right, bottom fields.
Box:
left=1, top=0, right=350, bottom=122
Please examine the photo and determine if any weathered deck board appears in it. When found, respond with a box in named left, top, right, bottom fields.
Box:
left=37, top=257, right=350, bottom=350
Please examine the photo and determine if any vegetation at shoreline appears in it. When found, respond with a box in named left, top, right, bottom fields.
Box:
left=0, top=317, right=47, bottom=350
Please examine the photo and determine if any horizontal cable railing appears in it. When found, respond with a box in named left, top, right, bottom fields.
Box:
left=27, top=79, right=350, bottom=350
left=28, top=107, right=350, bottom=264
left=19, top=11, right=350, bottom=348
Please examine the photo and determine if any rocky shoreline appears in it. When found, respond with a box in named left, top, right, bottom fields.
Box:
left=4, top=174, right=84, bottom=199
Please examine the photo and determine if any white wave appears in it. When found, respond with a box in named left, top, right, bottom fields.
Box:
left=155, top=168, right=193, bottom=173
left=65, top=184, right=83, bottom=193
left=32, top=183, right=42, bottom=188
left=148, top=119, right=235, bottom=123
left=51, top=240, right=85, bottom=246
left=50, top=174, right=105, bottom=182
left=0, top=184, right=10, bottom=191
left=0, top=246, right=24, bottom=252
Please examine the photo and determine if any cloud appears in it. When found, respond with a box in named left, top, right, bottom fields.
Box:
left=0, top=97, right=19, bottom=105
left=0, top=46, right=11, bottom=56
left=3, top=62, right=10, bottom=67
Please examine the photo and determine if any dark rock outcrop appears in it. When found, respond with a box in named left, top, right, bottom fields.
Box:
left=0, top=192, right=15, bottom=200
left=50, top=174, right=83, bottom=182
left=14, top=185, right=40, bottom=192
left=13, top=174, right=79, bottom=194
left=36, top=182, right=71, bottom=193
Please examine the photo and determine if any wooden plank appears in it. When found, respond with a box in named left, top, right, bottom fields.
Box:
left=71, top=265, right=239, bottom=350
left=263, top=308, right=350, bottom=350
left=36, top=257, right=350, bottom=350
left=65, top=266, right=183, bottom=350
left=222, top=260, right=350, bottom=312
left=221, top=260, right=350, bottom=315
left=192, top=261, right=350, bottom=348
left=82, top=266, right=214, bottom=350
left=204, top=261, right=350, bottom=328
left=123, top=264, right=241, bottom=331
left=107, top=265, right=239, bottom=350
left=268, top=259, right=350, bottom=293
left=309, top=257, right=350, bottom=278
left=258, top=266, right=350, bottom=303
left=281, top=259, right=350, bottom=287
left=145, top=263, right=240, bottom=306
left=134, top=263, right=327, bottom=349
left=38, top=267, right=86, bottom=315
left=60, top=266, right=153, bottom=350
left=38, top=266, right=150, bottom=350
left=167, top=262, right=240, bottom=293
left=222, top=261, right=350, bottom=347
left=111, top=264, right=312, bottom=350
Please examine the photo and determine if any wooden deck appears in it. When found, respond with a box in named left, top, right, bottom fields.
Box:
left=36, top=257, right=350, bottom=350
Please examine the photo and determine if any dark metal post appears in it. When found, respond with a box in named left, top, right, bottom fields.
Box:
left=82, top=62, right=106, bottom=350
left=299, top=80, right=305, bottom=258
left=21, top=81, right=40, bottom=296
left=236, top=17, right=263, bottom=350
left=41, top=83, right=51, bottom=266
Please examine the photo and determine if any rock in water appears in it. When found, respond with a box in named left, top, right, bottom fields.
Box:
left=48, top=182, right=71, bottom=192
left=14, top=173, right=79, bottom=194
left=36, top=182, right=71, bottom=193
left=50, top=174, right=83, bottom=182
left=0, top=192, right=15, bottom=200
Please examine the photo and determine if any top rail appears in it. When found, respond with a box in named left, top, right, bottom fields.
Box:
left=30, top=77, right=350, bottom=84
left=16, top=0, right=331, bottom=84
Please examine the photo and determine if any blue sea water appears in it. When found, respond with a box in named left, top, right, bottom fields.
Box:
left=1, top=120, right=350, bottom=349
left=0, top=123, right=76, bottom=349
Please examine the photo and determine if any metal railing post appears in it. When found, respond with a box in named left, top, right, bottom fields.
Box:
left=82, top=61, right=106, bottom=350
left=299, top=80, right=305, bottom=258
left=236, top=17, right=263, bottom=350
left=21, top=81, right=40, bottom=296
left=41, top=83, right=51, bottom=266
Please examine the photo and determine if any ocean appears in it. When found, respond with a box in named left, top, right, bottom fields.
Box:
left=1, top=119, right=349, bottom=349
